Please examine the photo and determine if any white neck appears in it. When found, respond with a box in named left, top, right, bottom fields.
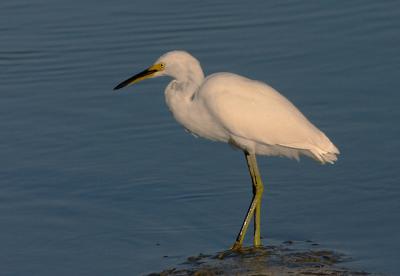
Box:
left=165, top=61, right=205, bottom=99
left=164, top=65, right=205, bottom=132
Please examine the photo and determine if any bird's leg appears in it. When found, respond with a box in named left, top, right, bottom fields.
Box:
left=248, top=152, right=264, bottom=247
left=231, top=151, right=264, bottom=251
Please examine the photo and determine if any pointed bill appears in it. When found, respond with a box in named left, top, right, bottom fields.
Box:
left=113, top=63, right=164, bottom=90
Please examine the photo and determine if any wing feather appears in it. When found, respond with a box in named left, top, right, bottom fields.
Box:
left=198, top=73, right=339, bottom=160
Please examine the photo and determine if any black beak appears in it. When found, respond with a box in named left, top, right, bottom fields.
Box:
left=113, top=68, right=158, bottom=90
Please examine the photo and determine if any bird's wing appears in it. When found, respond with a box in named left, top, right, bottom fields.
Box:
left=198, top=73, right=335, bottom=152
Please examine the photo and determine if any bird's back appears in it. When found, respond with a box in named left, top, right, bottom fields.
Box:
left=196, top=73, right=339, bottom=163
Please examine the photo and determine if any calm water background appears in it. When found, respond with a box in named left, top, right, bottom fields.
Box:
left=1, top=0, right=399, bottom=275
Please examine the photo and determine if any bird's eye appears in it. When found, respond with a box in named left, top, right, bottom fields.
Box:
left=160, top=63, right=165, bottom=68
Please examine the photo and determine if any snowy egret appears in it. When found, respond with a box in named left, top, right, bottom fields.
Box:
left=114, top=51, right=339, bottom=250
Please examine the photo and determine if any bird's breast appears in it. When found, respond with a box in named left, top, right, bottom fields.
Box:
left=165, top=85, right=228, bottom=142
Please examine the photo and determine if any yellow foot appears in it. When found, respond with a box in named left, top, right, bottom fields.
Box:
left=217, top=243, right=242, bottom=259
left=253, top=240, right=263, bottom=248
left=230, top=241, right=242, bottom=252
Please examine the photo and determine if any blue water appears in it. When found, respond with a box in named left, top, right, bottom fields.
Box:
left=1, top=1, right=399, bottom=275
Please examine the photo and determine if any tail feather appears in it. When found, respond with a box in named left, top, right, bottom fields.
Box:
left=309, top=139, right=340, bottom=164
left=280, top=133, right=340, bottom=164
left=309, top=148, right=339, bottom=164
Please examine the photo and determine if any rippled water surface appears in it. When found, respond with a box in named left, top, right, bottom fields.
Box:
left=1, top=1, right=399, bottom=275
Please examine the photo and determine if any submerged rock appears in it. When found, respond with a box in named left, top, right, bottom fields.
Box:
left=148, top=241, right=374, bottom=276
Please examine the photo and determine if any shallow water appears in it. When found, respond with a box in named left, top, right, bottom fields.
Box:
left=1, top=1, right=399, bottom=275
left=153, top=242, right=373, bottom=276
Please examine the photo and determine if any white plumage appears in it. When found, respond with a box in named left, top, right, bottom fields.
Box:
left=158, top=51, right=339, bottom=164
left=114, top=50, right=340, bottom=249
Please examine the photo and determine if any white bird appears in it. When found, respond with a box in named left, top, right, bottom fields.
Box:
left=114, top=50, right=339, bottom=250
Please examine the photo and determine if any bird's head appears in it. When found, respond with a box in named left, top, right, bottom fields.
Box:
left=113, top=50, right=204, bottom=90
